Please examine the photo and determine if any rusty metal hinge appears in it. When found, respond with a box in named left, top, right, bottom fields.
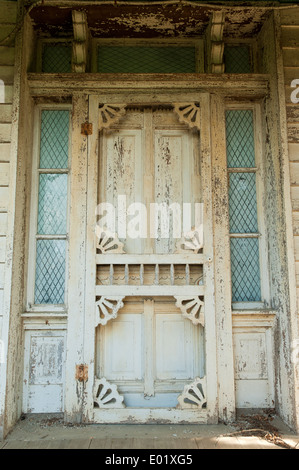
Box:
left=76, top=364, right=88, bottom=382
left=81, top=122, right=93, bottom=136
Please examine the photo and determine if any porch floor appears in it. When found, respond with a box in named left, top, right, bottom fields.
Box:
left=1, top=411, right=299, bottom=449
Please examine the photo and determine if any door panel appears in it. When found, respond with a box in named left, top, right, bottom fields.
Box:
left=101, top=313, right=144, bottom=381
left=155, top=313, right=195, bottom=380
left=100, top=129, right=143, bottom=253
left=154, top=131, right=190, bottom=253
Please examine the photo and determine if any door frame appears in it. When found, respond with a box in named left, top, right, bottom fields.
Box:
left=78, top=91, right=219, bottom=424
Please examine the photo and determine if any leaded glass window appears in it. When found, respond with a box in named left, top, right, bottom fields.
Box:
left=32, top=109, right=70, bottom=305
left=226, top=108, right=263, bottom=304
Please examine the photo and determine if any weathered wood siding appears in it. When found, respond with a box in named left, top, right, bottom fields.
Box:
left=0, top=2, right=16, bottom=334
left=281, top=9, right=299, bottom=314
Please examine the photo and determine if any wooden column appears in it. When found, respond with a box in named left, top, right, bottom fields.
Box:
left=200, top=93, right=218, bottom=423
left=64, top=94, right=89, bottom=423
left=210, top=93, right=236, bottom=422
left=82, top=95, right=99, bottom=422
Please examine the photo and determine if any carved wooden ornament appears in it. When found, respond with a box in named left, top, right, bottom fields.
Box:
left=96, top=229, right=125, bottom=254
left=94, top=377, right=125, bottom=408
left=99, top=104, right=126, bottom=130
left=95, top=296, right=125, bottom=326
left=173, top=103, right=201, bottom=130
left=177, top=376, right=207, bottom=409
left=175, top=229, right=203, bottom=254
left=174, top=296, right=204, bottom=327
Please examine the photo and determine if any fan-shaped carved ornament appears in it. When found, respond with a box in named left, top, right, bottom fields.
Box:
left=174, top=296, right=204, bottom=327
left=95, top=296, right=125, bottom=326
left=94, top=377, right=125, bottom=408
left=98, top=104, right=126, bottom=130
left=96, top=229, right=125, bottom=254
left=173, top=103, right=201, bottom=130
left=177, top=376, right=207, bottom=409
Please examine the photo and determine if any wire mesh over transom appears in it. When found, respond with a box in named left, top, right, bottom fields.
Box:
left=97, top=46, right=197, bottom=73
left=224, top=45, right=252, bottom=74
left=42, top=44, right=72, bottom=73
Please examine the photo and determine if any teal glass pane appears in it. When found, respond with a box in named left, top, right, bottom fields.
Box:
left=229, top=172, right=258, bottom=233
left=224, top=46, right=252, bottom=73
left=42, top=44, right=72, bottom=73
left=35, top=239, right=66, bottom=304
left=40, top=110, right=69, bottom=169
left=230, top=238, right=261, bottom=302
left=226, top=110, right=255, bottom=168
left=98, top=46, right=196, bottom=73
left=37, top=174, right=67, bottom=235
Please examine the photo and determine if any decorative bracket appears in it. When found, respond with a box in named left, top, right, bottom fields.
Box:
left=174, top=296, right=204, bottom=327
left=206, top=11, right=225, bottom=73
left=173, top=103, right=201, bottom=131
left=94, top=377, right=125, bottom=408
left=175, top=228, right=203, bottom=254
left=99, top=104, right=127, bottom=130
left=177, top=376, right=207, bottom=409
left=72, top=10, right=89, bottom=73
left=96, top=229, right=125, bottom=254
left=95, top=296, right=125, bottom=326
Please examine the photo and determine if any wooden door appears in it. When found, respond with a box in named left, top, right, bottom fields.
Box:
left=83, top=98, right=217, bottom=424
left=95, top=107, right=205, bottom=414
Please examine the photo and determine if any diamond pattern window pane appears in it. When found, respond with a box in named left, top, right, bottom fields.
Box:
left=230, top=238, right=261, bottom=302
left=226, top=110, right=255, bottom=168
left=40, top=110, right=70, bottom=169
left=42, top=44, right=72, bottom=73
left=35, top=239, right=66, bottom=304
left=229, top=172, right=258, bottom=233
left=98, top=46, right=196, bottom=73
left=224, top=46, right=252, bottom=73
left=37, top=174, right=67, bottom=235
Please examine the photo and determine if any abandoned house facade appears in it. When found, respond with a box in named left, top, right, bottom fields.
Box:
left=0, top=0, right=299, bottom=439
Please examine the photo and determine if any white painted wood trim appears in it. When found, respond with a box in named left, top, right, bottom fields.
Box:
left=82, top=95, right=99, bottom=423
left=143, top=299, right=155, bottom=397
left=199, top=92, right=218, bottom=424
left=96, top=253, right=205, bottom=265
left=64, top=94, right=89, bottom=423
left=95, top=285, right=205, bottom=297
left=211, top=93, right=235, bottom=422
left=93, top=408, right=208, bottom=424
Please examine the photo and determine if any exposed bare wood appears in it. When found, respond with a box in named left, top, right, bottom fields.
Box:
left=0, top=47, right=15, bottom=66
left=282, top=48, right=299, bottom=67
left=0, top=2, right=17, bottom=25
left=280, top=8, right=299, bottom=26
left=0, top=105, right=12, bottom=124
left=281, top=26, right=299, bottom=48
